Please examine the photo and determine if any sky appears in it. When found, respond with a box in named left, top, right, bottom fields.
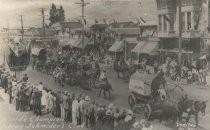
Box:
left=0, top=0, right=157, bottom=29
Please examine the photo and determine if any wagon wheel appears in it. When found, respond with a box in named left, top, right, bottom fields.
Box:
left=128, top=95, right=136, bottom=110
left=144, top=104, right=152, bottom=120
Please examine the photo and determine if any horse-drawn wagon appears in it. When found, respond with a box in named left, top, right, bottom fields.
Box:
left=128, top=71, right=155, bottom=109
left=128, top=71, right=207, bottom=126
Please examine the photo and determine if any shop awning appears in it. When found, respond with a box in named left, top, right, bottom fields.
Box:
left=132, top=41, right=158, bottom=55
left=68, top=38, right=90, bottom=48
left=108, top=40, right=124, bottom=52
left=131, top=41, right=146, bottom=53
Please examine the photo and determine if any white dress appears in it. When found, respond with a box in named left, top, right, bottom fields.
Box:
left=41, top=90, right=47, bottom=106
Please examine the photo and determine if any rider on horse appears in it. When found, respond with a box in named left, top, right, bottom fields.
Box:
left=151, top=70, right=167, bottom=101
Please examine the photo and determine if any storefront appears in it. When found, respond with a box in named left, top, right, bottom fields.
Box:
left=131, top=40, right=159, bottom=65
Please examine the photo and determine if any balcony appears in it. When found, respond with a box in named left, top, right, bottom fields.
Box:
left=158, top=30, right=176, bottom=38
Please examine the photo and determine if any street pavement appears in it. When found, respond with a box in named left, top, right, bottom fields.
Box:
left=19, top=65, right=210, bottom=130
left=0, top=43, right=210, bottom=130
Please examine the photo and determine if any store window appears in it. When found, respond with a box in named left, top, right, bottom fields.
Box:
left=187, top=12, right=191, bottom=30
left=159, top=15, right=162, bottom=31
left=181, top=12, right=185, bottom=30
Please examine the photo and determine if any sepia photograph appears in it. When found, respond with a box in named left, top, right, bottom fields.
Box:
left=0, top=0, right=209, bottom=130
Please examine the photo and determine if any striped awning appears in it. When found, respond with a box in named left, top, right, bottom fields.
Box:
left=132, top=41, right=158, bottom=55
left=108, top=40, right=124, bottom=52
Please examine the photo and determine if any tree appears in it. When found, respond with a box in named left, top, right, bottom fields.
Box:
left=58, top=6, right=65, bottom=22
left=49, top=3, right=58, bottom=26
left=49, top=4, right=65, bottom=26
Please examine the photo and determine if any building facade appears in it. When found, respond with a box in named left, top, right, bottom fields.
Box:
left=156, top=0, right=209, bottom=64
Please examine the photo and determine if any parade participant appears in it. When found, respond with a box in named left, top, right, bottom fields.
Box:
left=72, top=95, right=79, bottom=127
left=99, top=70, right=107, bottom=82
left=151, top=70, right=166, bottom=101
left=22, top=74, right=28, bottom=82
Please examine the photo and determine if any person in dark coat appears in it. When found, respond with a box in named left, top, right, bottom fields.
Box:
left=8, top=82, right=13, bottom=104
left=19, top=86, right=25, bottom=112
left=93, top=105, right=105, bottom=130
left=102, top=109, right=114, bottom=130
left=4, top=74, right=8, bottom=93
left=151, top=70, right=166, bottom=101
left=1, top=73, right=5, bottom=89
left=34, top=90, right=42, bottom=116
left=22, top=74, right=28, bottom=82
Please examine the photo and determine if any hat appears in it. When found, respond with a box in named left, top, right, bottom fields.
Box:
left=108, top=103, right=114, bottom=109
left=106, top=109, right=112, bottom=116
left=133, top=122, right=141, bottom=129
left=127, top=109, right=133, bottom=116
left=85, top=96, right=90, bottom=101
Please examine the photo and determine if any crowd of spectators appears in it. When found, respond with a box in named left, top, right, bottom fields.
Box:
left=0, top=67, right=153, bottom=130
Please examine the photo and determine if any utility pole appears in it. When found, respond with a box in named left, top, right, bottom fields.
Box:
left=178, top=0, right=182, bottom=65
left=20, top=15, right=24, bottom=40
left=39, top=8, right=47, bottom=42
left=75, top=0, right=89, bottom=54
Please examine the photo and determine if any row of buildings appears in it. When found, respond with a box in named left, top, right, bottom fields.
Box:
left=1, top=0, right=210, bottom=66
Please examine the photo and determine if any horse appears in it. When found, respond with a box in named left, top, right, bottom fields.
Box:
left=98, top=79, right=113, bottom=100
left=177, top=96, right=207, bottom=126
left=114, top=60, right=129, bottom=79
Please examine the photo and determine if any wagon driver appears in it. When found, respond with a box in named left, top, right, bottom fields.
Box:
left=151, top=70, right=167, bottom=101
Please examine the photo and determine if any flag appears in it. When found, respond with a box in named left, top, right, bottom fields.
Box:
left=95, top=19, right=98, bottom=24
left=139, top=17, right=146, bottom=24
left=164, top=15, right=171, bottom=23
left=82, top=18, right=87, bottom=25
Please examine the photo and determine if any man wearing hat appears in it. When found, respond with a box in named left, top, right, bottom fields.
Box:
left=79, top=94, right=85, bottom=127
left=102, top=109, right=114, bottom=130
left=22, top=74, right=28, bottom=82
left=83, top=96, right=91, bottom=128
left=124, top=109, right=134, bottom=122
left=8, top=82, right=13, bottom=104
left=63, top=91, right=69, bottom=122
left=72, top=95, right=79, bottom=127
